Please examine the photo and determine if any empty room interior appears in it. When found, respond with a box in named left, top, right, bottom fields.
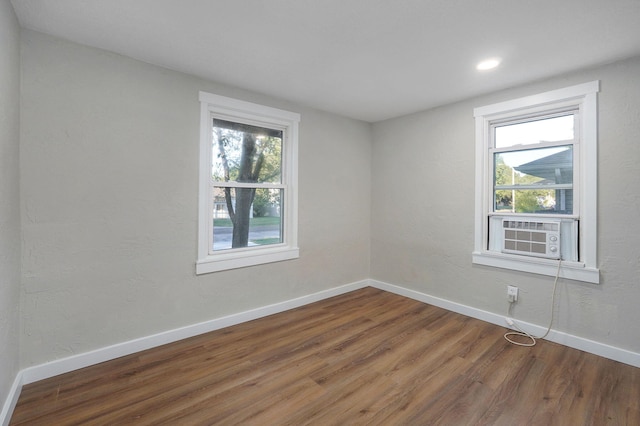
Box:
left=2, top=0, right=640, bottom=424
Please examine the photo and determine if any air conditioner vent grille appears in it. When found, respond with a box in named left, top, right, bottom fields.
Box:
left=502, top=219, right=561, bottom=259
left=503, top=220, right=559, bottom=232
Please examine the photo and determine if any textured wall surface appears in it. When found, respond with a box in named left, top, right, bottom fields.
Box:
left=371, top=57, right=640, bottom=353
left=14, top=22, right=640, bottom=375
left=19, top=30, right=371, bottom=367
left=0, top=0, right=21, bottom=410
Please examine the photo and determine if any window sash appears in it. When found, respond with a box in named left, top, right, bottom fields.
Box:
left=211, top=120, right=284, bottom=185
left=211, top=187, right=285, bottom=254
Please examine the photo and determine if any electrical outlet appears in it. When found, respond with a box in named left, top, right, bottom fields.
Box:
left=507, top=285, right=518, bottom=303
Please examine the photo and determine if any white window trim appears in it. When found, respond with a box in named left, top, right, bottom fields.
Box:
left=472, top=81, right=600, bottom=284
left=197, top=92, right=300, bottom=274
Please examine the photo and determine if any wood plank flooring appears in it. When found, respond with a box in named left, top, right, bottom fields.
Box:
left=10, top=287, right=640, bottom=425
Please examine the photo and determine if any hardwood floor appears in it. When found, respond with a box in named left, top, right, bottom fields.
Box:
left=10, top=287, right=640, bottom=425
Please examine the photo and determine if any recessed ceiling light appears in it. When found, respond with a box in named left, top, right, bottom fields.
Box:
left=476, top=58, right=501, bottom=71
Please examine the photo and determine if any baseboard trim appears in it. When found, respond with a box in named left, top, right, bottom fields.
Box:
left=369, top=279, right=640, bottom=368
left=0, top=372, right=23, bottom=426
left=20, top=280, right=369, bottom=385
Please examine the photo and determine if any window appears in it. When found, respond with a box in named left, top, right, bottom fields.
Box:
left=473, top=82, right=600, bottom=283
left=197, top=92, right=299, bottom=274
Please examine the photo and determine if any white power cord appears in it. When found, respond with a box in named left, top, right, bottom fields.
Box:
left=504, top=259, right=562, bottom=347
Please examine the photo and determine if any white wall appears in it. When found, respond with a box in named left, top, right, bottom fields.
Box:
left=14, top=20, right=640, bottom=378
left=0, top=0, right=21, bottom=413
left=371, top=57, right=640, bottom=354
left=19, top=30, right=371, bottom=367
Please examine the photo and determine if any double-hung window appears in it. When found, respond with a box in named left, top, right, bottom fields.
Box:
left=197, top=92, right=300, bottom=274
left=473, top=82, right=600, bottom=283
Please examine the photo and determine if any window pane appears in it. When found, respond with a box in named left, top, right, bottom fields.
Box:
left=495, top=146, right=573, bottom=186
left=495, top=114, right=574, bottom=148
left=495, top=188, right=573, bottom=214
left=494, top=145, right=573, bottom=214
left=212, top=119, right=282, bottom=184
left=212, top=187, right=283, bottom=251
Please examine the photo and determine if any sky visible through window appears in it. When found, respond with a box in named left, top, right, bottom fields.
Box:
left=495, top=115, right=574, bottom=167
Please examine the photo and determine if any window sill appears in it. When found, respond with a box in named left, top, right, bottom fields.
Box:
left=196, top=246, right=299, bottom=274
left=472, top=251, right=600, bottom=284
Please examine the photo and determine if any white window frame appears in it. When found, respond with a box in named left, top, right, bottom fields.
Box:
left=197, top=92, right=299, bottom=274
left=473, top=81, right=600, bottom=284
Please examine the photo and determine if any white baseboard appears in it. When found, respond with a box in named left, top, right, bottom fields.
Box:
left=20, top=280, right=369, bottom=385
left=0, top=372, right=23, bottom=426
left=369, top=279, right=640, bottom=368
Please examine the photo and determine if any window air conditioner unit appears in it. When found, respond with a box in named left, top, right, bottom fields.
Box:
left=501, top=218, right=561, bottom=259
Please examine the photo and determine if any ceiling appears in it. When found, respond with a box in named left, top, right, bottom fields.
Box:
left=10, top=0, right=640, bottom=122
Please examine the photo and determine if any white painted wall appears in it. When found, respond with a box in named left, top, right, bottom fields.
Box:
left=19, top=30, right=371, bottom=367
left=0, top=0, right=21, bottom=414
left=371, top=57, right=640, bottom=354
